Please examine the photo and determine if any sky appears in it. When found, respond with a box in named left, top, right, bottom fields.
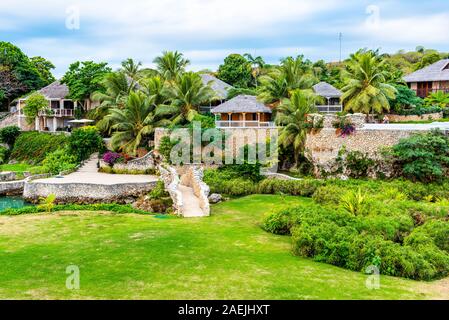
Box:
left=1, top=0, right=449, bottom=78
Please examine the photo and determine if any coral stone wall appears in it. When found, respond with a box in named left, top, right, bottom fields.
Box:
left=386, top=112, right=443, bottom=123
left=180, top=166, right=210, bottom=216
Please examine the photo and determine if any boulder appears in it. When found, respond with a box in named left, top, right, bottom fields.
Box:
left=208, top=193, right=222, bottom=204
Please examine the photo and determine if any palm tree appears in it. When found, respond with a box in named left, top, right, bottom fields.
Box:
left=139, top=76, right=169, bottom=106
left=157, top=72, right=216, bottom=125
left=107, top=92, right=160, bottom=154
left=275, top=90, right=318, bottom=166
left=121, top=58, right=142, bottom=83
left=424, top=91, right=449, bottom=108
left=91, top=72, right=138, bottom=134
left=244, top=53, right=265, bottom=87
left=341, top=50, right=397, bottom=115
left=258, top=55, right=315, bottom=106
left=153, top=51, right=190, bottom=81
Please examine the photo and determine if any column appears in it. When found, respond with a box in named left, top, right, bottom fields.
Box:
left=53, top=117, right=57, bottom=132
left=242, top=113, right=246, bottom=128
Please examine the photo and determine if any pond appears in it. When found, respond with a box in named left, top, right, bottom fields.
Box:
left=0, top=196, right=33, bottom=211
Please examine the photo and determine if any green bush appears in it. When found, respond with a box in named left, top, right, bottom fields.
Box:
left=67, top=126, right=104, bottom=162
left=0, top=146, right=9, bottom=164
left=23, top=93, right=48, bottom=124
left=257, top=179, right=324, bottom=197
left=149, top=181, right=169, bottom=200
left=392, top=130, right=449, bottom=182
left=265, top=202, right=449, bottom=280
left=312, top=185, right=344, bottom=206
left=42, top=148, right=78, bottom=175
left=10, top=131, right=69, bottom=164
left=0, top=125, right=21, bottom=147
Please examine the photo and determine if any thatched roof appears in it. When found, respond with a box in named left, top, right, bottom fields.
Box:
left=211, top=95, right=271, bottom=114
left=312, top=82, right=342, bottom=98
left=37, top=81, right=70, bottom=99
left=404, top=59, right=449, bottom=82
left=200, top=74, right=233, bottom=99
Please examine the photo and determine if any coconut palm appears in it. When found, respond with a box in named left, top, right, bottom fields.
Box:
left=258, top=55, right=315, bottom=105
left=139, top=76, right=169, bottom=106
left=153, top=51, right=190, bottom=81
left=107, top=92, right=161, bottom=154
left=341, top=50, right=397, bottom=115
left=91, top=71, right=139, bottom=134
left=275, top=90, right=318, bottom=166
left=244, top=53, right=265, bottom=87
left=156, top=72, right=216, bottom=125
left=121, top=58, right=142, bottom=83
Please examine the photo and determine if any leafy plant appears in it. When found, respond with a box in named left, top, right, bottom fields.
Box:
left=42, top=148, right=78, bottom=175
left=340, top=188, right=368, bottom=215
left=23, top=93, right=48, bottom=124
left=67, top=126, right=103, bottom=162
left=0, top=125, right=21, bottom=147
left=37, top=194, right=56, bottom=213
left=102, top=151, right=123, bottom=167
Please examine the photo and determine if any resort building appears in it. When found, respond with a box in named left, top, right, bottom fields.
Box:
left=211, top=95, right=274, bottom=128
left=403, top=59, right=449, bottom=98
left=15, top=81, right=93, bottom=132
left=312, top=82, right=343, bottom=113
left=199, top=74, right=233, bottom=113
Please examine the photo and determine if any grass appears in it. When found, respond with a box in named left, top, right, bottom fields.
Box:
left=0, top=195, right=444, bottom=300
left=0, top=163, right=45, bottom=174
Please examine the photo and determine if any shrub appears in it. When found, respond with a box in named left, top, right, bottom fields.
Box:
left=0, top=146, right=9, bottom=164
left=257, top=179, right=323, bottom=197
left=0, top=125, right=21, bottom=147
left=339, top=188, right=368, bottom=216
left=312, top=185, right=344, bottom=206
left=1, top=203, right=153, bottom=215
left=345, top=151, right=376, bottom=178
left=149, top=181, right=169, bottom=200
left=23, top=93, right=48, bottom=124
left=10, top=131, right=69, bottom=164
left=392, top=130, right=449, bottom=182
left=67, top=126, right=104, bottom=162
left=42, top=148, right=78, bottom=175
left=37, top=194, right=56, bottom=213
left=158, top=136, right=176, bottom=161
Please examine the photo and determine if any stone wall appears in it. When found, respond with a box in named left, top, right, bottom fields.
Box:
left=305, top=128, right=415, bottom=177
left=387, top=112, right=443, bottom=123
left=100, top=151, right=158, bottom=172
left=180, top=166, right=210, bottom=216
left=158, top=164, right=183, bottom=215
left=23, top=180, right=158, bottom=204
left=0, top=180, right=24, bottom=195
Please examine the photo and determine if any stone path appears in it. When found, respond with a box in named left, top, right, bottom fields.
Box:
left=178, top=185, right=204, bottom=218
left=33, top=156, right=158, bottom=185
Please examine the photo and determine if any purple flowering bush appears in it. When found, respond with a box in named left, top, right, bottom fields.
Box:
left=333, top=117, right=356, bottom=137
left=102, top=151, right=123, bottom=167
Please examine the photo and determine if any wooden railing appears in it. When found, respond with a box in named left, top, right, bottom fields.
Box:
left=215, top=121, right=275, bottom=128
left=38, top=109, right=74, bottom=117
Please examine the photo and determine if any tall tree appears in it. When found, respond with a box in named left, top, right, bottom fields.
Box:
left=61, top=61, right=112, bottom=109
left=107, top=92, right=161, bottom=154
left=120, top=58, right=142, bottom=83
left=153, top=51, right=190, bottom=81
left=244, top=53, right=265, bottom=87
left=30, top=56, right=56, bottom=85
left=157, top=72, right=216, bottom=125
left=217, top=54, right=253, bottom=88
left=341, top=50, right=397, bottom=115
left=275, top=90, right=318, bottom=166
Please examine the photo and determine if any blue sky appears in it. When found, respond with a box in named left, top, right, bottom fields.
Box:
left=2, top=0, right=449, bottom=77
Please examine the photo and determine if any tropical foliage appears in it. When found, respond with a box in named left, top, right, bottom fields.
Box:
left=23, top=92, right=48, bottom=124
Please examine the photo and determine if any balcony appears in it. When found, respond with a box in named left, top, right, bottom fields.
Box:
left=316, top=105, right=343, bottom=113
left=38, top=109, right=74, bottom=117
left=215, top=121, right=276, bottom=128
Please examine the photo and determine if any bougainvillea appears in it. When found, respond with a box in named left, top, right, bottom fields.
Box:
left=102, top=151, right=123, bottom=167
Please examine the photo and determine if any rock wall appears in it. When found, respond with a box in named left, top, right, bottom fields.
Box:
left=158, top=164, right=183, bottom=215
left=23, top=180, right=158, bottom=204
left=387, top=112, right=443, bottom=122
left=100, top=151, right=159, bottom=172
left=0, top=180, right=24, bottom=195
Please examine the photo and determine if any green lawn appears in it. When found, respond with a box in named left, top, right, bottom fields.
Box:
left=0, top=195, right=444, bottom=299
left=0, top=163, right=45, bottom=174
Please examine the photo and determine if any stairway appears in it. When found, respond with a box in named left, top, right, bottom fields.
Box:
left=178, top=185, right=204, bottom=218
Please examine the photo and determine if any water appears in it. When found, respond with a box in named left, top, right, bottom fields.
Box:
left=0, top=196, right=32, bottom=211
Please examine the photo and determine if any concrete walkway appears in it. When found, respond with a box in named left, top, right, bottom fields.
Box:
left=178, top=185, right=203, bottom=218
left=33, top=156, right=158, bottom=185
left=363, top=122, right=449, bottom=131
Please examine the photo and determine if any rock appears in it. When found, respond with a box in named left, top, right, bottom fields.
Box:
left=208, top=193, right=222, bottom=204
left=8, top=159, right=18, bottom=165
